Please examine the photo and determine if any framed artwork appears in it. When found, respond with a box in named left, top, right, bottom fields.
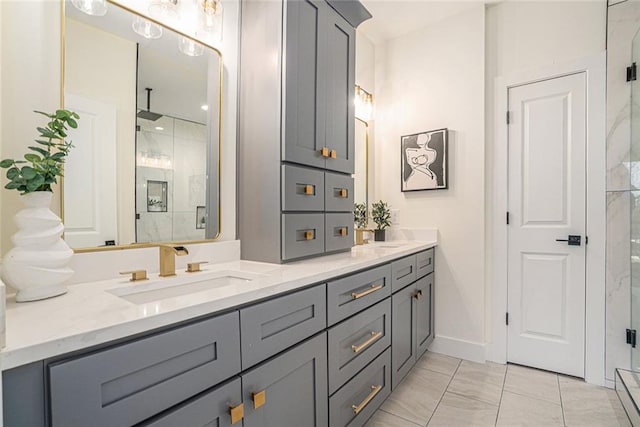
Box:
left=401, top=128, right=448, bottom=192
left=196, top=206, right=206, bottom=229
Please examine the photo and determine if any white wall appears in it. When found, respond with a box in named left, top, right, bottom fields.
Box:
left=484, top=1, right=606, bottom=354
left=374, top=5, right=486, bottom=358
left=0, top=0, right=239, bottom=257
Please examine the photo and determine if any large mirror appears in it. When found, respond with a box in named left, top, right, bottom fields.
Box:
left=354, top=118, right=369, bottom=207
left=62, top=0, right=221, bottom=250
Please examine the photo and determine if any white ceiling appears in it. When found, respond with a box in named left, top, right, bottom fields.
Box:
left=359, top=1, right=486, bottom=44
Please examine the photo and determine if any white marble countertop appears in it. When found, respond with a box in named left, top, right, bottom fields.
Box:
left=0, top=240, right=436, bottom=371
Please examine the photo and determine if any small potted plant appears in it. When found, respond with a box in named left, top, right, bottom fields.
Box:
left=354, top=202, right=367, bottom=229
left=371, top=200, right=391, bottom=241
left=0, top=109, right=80, bottom=302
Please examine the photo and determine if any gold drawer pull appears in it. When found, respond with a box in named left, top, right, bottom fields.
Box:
left=330, top=149, right=337, bottom=158
left=352, top=385, right=383, bottom=415
left=304, top=230, right=315, bottom=240
left=304, top=184, right=314, bottom=195
left=321, top=147, right=330, bottom=157
left=351, top=331, right=383, bottom=353
left=339, top=227, right=348, bottom=236
left=339, top=188, right=348, bottom=198
left=252, top=390, right=266, bottom=409
left=414, top=289, right=423, bottom=300
left=351, top=284, right=383, bottom=299
left=229, top=402, right=244, bottom=424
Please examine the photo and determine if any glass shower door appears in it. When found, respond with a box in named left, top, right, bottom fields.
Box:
left=630, top=28, right=640, bottom=372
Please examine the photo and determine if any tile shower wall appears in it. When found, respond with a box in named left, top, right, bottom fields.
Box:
left=136, top=116, right=207, bottom=243
left=606, top=0, right=640, bottom=381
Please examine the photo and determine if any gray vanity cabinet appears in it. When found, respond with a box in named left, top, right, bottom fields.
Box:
left=391, top=281, right=417, bottom=389
left=283, top=0, right=328, bottom=170
left=141, top=378, right=243, bottom=427
left=324, top=6, right=356, bottom=175
left=242, top=333, right=328, bottom=427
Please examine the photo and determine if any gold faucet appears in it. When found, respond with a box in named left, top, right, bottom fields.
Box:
left=159, top=244, right=189, bottom=277
left=355, top=228, right=374, bottom=246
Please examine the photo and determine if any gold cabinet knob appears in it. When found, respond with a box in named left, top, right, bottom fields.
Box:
left=304, top=184, right=314, bottom=195
left=339, top=227, right=348, bottom=236
left=339, top=188, right=348, bottom=198
left=330, top=149, right=337, bottom=158
left=186, top=261, right=208, bottom=272
left=252, top=390, right=266, bottom=409
left=320, top=147, right=329, bottom=157
left=119, top=270, right=148, bottom=282
left=304, top=230, right=315, bottom=240
left=413, top=289, right=423, bottom=300
left=229, top=402, right=244, bottom=424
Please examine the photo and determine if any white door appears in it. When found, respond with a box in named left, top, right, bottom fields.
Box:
left=63, top=94, right=118, bottom=248
left=507, top=73, right=586, bottom=378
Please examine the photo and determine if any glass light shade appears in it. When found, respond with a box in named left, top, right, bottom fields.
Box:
left=195, top=0, right=223, bottom=41
left=179, top=37, right=205, bottom=57
left=148, top=0, right=179, bottom=19
left=132, top=17, right=163, bottom=39
left=355, top=86, right=373, bottom=122
left=71, top=0, right=107, bottom=16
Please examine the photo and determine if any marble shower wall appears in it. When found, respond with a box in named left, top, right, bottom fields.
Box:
left=136, top=116, right=207, bottom=243
left=606, top=0, right=640, bottom=381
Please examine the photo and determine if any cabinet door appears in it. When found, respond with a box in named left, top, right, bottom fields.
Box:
left=284, top=0, right=327, bottom=169
left=243, top=333, right=328, bottom=427
left=324, top=7, right=355, bottom=174
left=415, top=274, right=434, bottom=359
left=142, top=378, right=242, bottom=427
left=391, top=284, right=417, bottom=389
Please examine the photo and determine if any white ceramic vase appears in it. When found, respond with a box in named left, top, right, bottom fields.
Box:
left=1, top=192, right=73, bottom=302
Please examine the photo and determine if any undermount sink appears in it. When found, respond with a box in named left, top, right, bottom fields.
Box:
left=108, top=270, right=264, bottom=304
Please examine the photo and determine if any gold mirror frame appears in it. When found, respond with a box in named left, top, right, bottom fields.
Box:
left=60, top=0, right=224, bottom=253
left=355, top=116, right=370, bottom=209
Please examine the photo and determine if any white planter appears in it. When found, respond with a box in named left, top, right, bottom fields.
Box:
left=1, top=192, right=73, bottom=302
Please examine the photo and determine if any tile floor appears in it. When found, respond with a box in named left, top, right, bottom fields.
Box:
left=364, top=352, right=631, bottom=427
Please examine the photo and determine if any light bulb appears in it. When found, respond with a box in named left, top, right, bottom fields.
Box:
left=179, top=37, right=204, bottom=57
left=132, top=17, right=163, bottom=39
left=149, top=0, right=179, bottom=19
left=71, top=0, right=107, bottom=16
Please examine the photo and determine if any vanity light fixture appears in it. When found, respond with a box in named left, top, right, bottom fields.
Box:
left=355, top=85, right=374, bottom=122
left=196, top=0, right=223, bottom=39
left=179, top=36, right=205, bottom=56
left=71, top=0, right=107, bottom=16
left=132, top=16, right=163, bottom=39
left=149, top=0, right=180, bottom=19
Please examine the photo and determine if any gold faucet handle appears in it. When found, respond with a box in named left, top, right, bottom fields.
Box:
left=186, top=261, right=209, bottom=273
left=120, top=270, right=148, bottom=282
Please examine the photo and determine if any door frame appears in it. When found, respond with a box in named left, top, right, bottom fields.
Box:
left=488, top=53, right=606, bottom=386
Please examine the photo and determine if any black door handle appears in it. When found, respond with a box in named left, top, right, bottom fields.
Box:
left=555, top=235, right=581, bottom=246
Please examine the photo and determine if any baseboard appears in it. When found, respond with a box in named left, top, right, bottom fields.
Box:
left=606, top=379, right=616, bottom=389
left=429, top=335, right=487, bottom=363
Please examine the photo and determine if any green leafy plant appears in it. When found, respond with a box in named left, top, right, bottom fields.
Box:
left=371, top=200, right=391, bottom=231
left=354, top=202, right=368, bottom=229
left=0, top=109, right=79, bottom=194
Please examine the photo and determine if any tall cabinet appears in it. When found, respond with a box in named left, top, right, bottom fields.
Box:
left=239, top=0, right=370, bottom=263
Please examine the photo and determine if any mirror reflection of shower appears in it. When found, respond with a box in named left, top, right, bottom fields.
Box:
left=136, top=112, right=208, bottom=243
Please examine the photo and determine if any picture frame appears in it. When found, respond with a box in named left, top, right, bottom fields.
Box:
left=401, top=128, right=448, bottom=192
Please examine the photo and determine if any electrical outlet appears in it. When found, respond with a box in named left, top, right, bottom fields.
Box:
left=390, top=209, right=399, bottom=225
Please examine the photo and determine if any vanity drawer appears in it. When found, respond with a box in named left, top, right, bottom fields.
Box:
left=327, top=264, right=391, bottom=326
left=282, top=213, right=325, bottom=261
left=328, top=299, right=391, bottom=394
left=325, top=172, right=354, bottom=212
left=141, top=378, right=242, bottom=427
left=416, top=248, right=434, bottom=279
left=49, top=312, right=241, bottom=427
left=282, top=164, right=325, bottom=212
left=329, top=347, right=391, bottom=427
left=391, top=254, right=417, bottom=292
left=325, top=213, right=354, bottom=253
left=240, top=284, right=327, bottom=369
